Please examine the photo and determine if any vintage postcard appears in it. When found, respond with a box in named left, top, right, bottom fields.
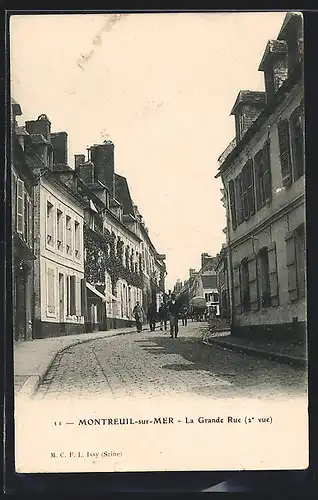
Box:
left=10, top=11, right=307, bottom=473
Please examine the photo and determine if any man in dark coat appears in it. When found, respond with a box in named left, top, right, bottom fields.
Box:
left=167, top=293, right=180, bottom=338
left=159, top=302, right=168, bottom=332
left=147, top=302, right=157, bottom=331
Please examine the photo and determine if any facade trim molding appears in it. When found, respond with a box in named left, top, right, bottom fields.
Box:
left=229, top=193, right=305, bottom=249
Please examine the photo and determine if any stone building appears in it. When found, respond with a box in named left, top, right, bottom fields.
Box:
left=216, top=13, right=305, bottom=341
left=23, top=116, right=86, bottom=338
left=75, top=140, right=166, bottom=328
left=11, top=99, right=36, bottom=341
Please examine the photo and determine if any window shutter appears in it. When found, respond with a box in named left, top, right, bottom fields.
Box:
left=70, top=275, right=76, bottom=315
left=17, top=179, right=24, bottom=234
left=247, top=253, right=258, bottom=311
left=246, top=160, right=255, bottom=216
left=233, top=264, right=242, bottom=314
left=241, top=168, right=249, bottom=220
left=263, top=139, right=272, bottom=201
left=81, top=278, right=87, bottom=317
left=12, top=173, right=17, bottom=230
left=285, top=231, right=298, bottom=301
left=278, top=119, right=292, bottom=185
left=47, top=269, right=55, bottom=314
left=28, top=197, right=33, bottom=248
left=75, top=277, right=81, bottom=315
left=228, top=180, right=237, bottom=230
left=267, top=242, right=279, bottom=307
left=254, top=150, right=262, bottom=211
left=235, top=176, right=243, bottom=225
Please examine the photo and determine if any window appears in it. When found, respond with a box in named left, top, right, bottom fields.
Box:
left=255, top=140, right=272, bottom=210
left=89, top=214, right=95, bottom=230
left=67, top=275, right=76, bottom=315
left=228, top=180, right=237, bottom=230
left=286, top=224, right=306, bottom=301
left=74, top=221, right=80, bottom=258
left=66, top=215, right=72, bottom=254
left=212, top=292, right=219, bottom=303
left=46, top=201, right=54, bottom=245
left=241, top=258, right=250, bottom=312
left=47, top=268, right=55, bottom=314
left=205, top=293, right=212, bottom=302
left=17, top=179, right=24, bottom=235
left=57, top=210, right=63, bottom=249
left=290, top=105, right=304, bottom=180
left=278, top=118, right=292, bottom=185
left=257, top=248, right=271, bottom=308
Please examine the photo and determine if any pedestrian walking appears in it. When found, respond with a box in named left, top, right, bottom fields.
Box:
left=133, top=301, right=144, bottom=333
left=181, top=305, right=188, bottom=326
left=167, top=293, right=180, bottom=338
left=147, top=302, right=157, bottom=332
left=159, top=302, right=168, bottom=333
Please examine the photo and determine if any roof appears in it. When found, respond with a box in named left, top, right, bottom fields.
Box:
left=258, top=39, right=287, bottom=71
left=11, top=98, right=22, bottom=116
left=201, top=275, right=217, bottom=289
left=278, top=12, right=302, bottom=41
left=115, top=174, right=135, bottom=216
left=230, top=91, right=266, bottom=115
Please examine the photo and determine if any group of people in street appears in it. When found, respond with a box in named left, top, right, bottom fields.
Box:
left=132, top=294, right=189, bottom=338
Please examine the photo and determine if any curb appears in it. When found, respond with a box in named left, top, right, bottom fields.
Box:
left=16, top=328, right=137, bottom=399
left=203, top=337, right=307, bottom=368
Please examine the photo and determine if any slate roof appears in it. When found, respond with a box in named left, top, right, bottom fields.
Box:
left=115, top=174, right=135, bottom=216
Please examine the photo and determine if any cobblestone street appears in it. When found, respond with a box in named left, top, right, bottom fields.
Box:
left=34, top=323, right=307, bottom=402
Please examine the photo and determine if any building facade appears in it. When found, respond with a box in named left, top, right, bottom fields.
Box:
left=216, top=13, right=305, bottom=341
left=11, top=99, right=36, bottom=341
left=13, top=111, right=166, bottom=338
left=75, top=140, right=166, bottom=329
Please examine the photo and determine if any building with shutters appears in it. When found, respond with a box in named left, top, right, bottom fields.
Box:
left=20, top=114, right=86, bottom=338
left=11, top=99, right=36, bottom=341
left=74, top=141, right=167, bottom=329
left=215, top=12, right=305, bottom=342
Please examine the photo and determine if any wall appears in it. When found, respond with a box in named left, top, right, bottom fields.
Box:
left=33, top=177, right=85, bottom=337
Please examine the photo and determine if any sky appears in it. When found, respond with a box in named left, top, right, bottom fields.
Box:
left=10, top=11, right=287, bottom=290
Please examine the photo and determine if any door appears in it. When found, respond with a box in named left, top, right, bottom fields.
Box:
left=59, top=273, right=65, bottom=325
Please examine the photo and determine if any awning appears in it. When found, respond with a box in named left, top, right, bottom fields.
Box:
left=86, top=282, right=120, bottom=302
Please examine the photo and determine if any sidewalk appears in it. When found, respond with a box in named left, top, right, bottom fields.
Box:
left=14, top=326, right=138, bottom=398
left=202, top=329, right=307, bottom=367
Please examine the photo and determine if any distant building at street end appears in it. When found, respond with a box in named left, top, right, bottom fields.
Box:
left=216, top=13, right=305, bottom=342
left=177, top=254, right=220, bottom=316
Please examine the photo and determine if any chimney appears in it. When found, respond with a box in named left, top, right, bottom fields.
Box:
left=75, top=154, right=85, bottom=169
left=25, top=114, right=51, bottom=142
left=89, top=140, right=115, bottom=199
left=230, top=91, right=266, bottom=142
left=51, top=131, right=68, bottom=166
left=75, top=160, right=95, bottom=185
left=258, top=40, right=288, bottom=101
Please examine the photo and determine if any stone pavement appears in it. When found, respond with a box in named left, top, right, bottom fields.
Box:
left=203, top=330, right=307, bottom=367
left=14, top=326, right=137, bottom=397
left=33, top=323, right=306, bottom=401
